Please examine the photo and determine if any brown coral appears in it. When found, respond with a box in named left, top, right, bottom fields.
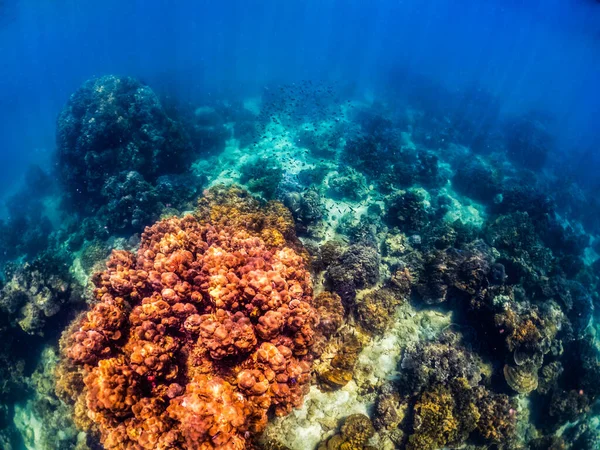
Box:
left=473, top=387, right=517, bottom=442
left=317, top=414, right=375, bottom=450
left=313, top=291, right=345, bottom=338
left=317, top=332, right=363, bottom=391
left=57, top=186, right=317, bottom=449
left=373, top=386, right=408, bottom=432
left=355, top=288, right=403, bottom=335
left=196, top=184, right=303, bottom=255
left=504, top=364, right=539, bottom=394
left=407, top=380, right=478, bottom=450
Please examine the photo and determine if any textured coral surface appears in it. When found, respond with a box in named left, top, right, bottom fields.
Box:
left=57, top=187, right=316, bottom=449
left=56, top=75, right=193, bottom=207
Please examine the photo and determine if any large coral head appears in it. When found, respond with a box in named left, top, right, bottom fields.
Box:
left=58, top=186, right=316, bottom=449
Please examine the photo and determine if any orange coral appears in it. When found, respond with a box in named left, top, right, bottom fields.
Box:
left=58, top=187, right=316, bottom=449
left=196, top=185, right=306, bottom=258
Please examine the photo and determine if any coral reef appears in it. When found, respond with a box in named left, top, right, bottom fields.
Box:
left=0, top=252, right=82, bottom=335
left=452, top=155, right=502, bottom=203
left=343, top=131, right=396, bottom=180
left=14, top=346, right=88, bottom=450
left=407, top=380, right=477, bottom=450
left=384, top=190, right=430, bottom=235
left=57, top=187, right=316, bottom=449
left=316, top=332, right=363, bottom=391
left=283, top=189, right=324, bottom=229
left=0, top=337, right=27, bottom=450
left=99, top=171, right=162, bottom=231
left=373, top=385, right=408, bottom=432
left=355, top=288, right=403, bottom=335
left=398, top=333, right=484, bottom=396
left=313, top=291, right=345, bottom=339
left=195, top=184, right=300, bottom=251
left=504, top=113, right=554, bottom=170
left=317, top=414, right=375, bottom=450
left=503, top=364, right=539, bottom=394
left=79, top=240, right=111, bottom=274
left=327, top=168, right=368, bottom=202
left=3, top=72, right=600, bottom=450
left=325, top=245, right=380, bottom=304
left=338, top=413, right=375, bottom=447
left=414, top=243, right=492, bottom=305
left=392, top=333, right=517, bottom=449
left=240, top=158, right=283, bottom=200
left=57, top=75, right=193, bottom=211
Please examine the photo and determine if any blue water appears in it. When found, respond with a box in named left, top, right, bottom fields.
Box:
left=1, top=1, right=600, bottom=449
left=2, top=0, right=599, bottom=196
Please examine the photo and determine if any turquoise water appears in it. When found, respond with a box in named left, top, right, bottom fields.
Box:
left=0, top=1, right=599, bottom=449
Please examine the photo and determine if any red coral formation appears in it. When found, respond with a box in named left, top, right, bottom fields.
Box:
left=58, top=187, right=316, bottom=449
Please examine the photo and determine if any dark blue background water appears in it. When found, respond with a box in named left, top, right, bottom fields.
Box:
left=1, top=0, right=599, bottom=202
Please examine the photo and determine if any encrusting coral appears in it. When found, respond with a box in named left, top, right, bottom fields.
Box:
left=316, top=331, right=363, bottom=391
left=407, top=381, right=476, bottom=450
left=395, top=334, right=517, bottom=448
left=355, top=288, right=404, bottom=335
left=317, top=414, right=375, bottom=450
left=56, top=186, right=318, bottom=449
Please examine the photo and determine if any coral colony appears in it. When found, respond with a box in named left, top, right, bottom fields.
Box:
left=58, top=186, right=316, bottom=449
left=1, top=74, right=599, bottom=449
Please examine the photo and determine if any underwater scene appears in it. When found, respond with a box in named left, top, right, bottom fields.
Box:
left=1, top=1, right=600, bottom=449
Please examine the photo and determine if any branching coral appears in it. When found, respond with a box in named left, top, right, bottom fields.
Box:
left=57, top=187, right=316, bottom=449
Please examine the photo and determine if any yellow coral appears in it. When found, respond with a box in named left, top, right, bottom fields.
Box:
left=504, top=364, right=538, bottom=394
left=407, top=380, right=478, bottom=450
left=408, top=387, right=458, bottom=450
left=317, top=414, right=374, bottom=450
left=317, top=333, right=362, bottom=391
